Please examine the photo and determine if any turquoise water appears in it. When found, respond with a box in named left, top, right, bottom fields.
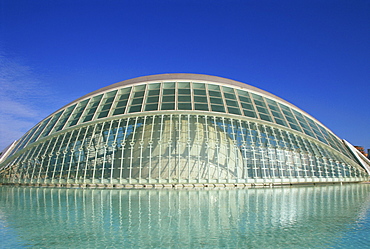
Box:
left=1, top=184, right=370, bottom=248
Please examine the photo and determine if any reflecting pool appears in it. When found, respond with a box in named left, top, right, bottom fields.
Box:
left=1, top=184, right=370, bottom=248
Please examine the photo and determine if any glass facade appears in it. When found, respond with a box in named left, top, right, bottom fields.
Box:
left=0, top=74, right=369, bottom=187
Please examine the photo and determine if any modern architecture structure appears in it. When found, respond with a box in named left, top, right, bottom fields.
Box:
left=1, top=74, right=369, bottom=188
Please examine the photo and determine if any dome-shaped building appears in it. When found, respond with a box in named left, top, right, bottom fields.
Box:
left=1, top=74, right=369, bottom=188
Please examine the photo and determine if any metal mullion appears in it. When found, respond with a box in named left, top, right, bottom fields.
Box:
left=140, top=85, right=148, bottom=113
left=10, top=146, right=30, bottom=183
left=36, top=139, right=53, bottom=183
left=109, top=119, right=122, bottom=183
left=17, top=146, right=37, bottom=183
left=28, top=117, right=53, bottom=147
left=124, top=87, right=135, bottom=114
left=256, top=125, right=268, bottom=179
left=196, top=115, right=201, bottom=182
left=229, top=118, right=240, bottom=181
left=248, top=92, right=261, bottom=120
left=119, top=118, right=131, bottom=183
left=177, top=114, right=181, bottom=182
left=76, top=98, right=93, bottom=126
left=53, top=105, right=78, bottom=134
left=158, top=115, right=164, bottom=183
left=91, top=122, right=106, bottom=183
left=212, top=116, right=221, bottom=182
left=148, top=115, right=156, bottom=182
left=271, top=127, right=283, bottom=178
left=51, top=132, right=69, bottom=182
left=66, top=127, right=82, bottom=182
left=21, top=124, right=42, bottom=150
left=168, top=114, right=173, bottom=181
left=83, top=123, right=99, bottom=182
left=74, top=126, right=90, bottom=183
left=205, top=84, right=211, bottom=112
left=246, top=121, right=258, bottom=178
left=29, top=143, right=45, bottom=182
left=101, top=120, right=114, bottom=183
left=263, top=125, right=275, bottom=179
left=238, top=119, right=249, bottom=180
left=43, top=136, right=61, bottom=182
left=128, top=116, right=139, bottom=183
left=91, top=93, right=107, bottom=121
left=205, top=115, right=211, bottom=182
left=59, top=130, right=75, bottom=182
left=139, top=116, right=147, bottom=181
left=187, top=114, right=191, bottom=182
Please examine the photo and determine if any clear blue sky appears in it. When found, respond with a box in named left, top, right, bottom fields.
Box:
left=0, top=0, right=369, bottom=152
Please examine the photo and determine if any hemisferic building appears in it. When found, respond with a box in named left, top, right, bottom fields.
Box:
left=1, top=74, right=369, bottom=188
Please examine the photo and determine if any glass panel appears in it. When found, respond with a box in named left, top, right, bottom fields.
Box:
left=134, top=85, right=146, bottom=91
left=194, top=103, right=208, bottom=111
left=161, top=103, right=175, bottom=110
left=162, top=95, right=175, bottom=102
left=163, top=82, right=175, bottom=88
left=163, top=89, right=175, bottom=95
left=129, top=105, right=142, bottom=113
left=241, top=102, right=253, bottom=110
left=223, top=93, right=236, bottom=99
left=243, top=109, right=257, bottom=118
left=192, top=82, right=205, bottom=89
left=209, top=90, right=222, bottom=97
left=178, top=95, right=191, bottom=102
left=210, top=97, right=223, bottom=105
left=226, top=100, right=238, bottom=107
left=131, top=98, right=143, bottom=105
left=145, top=104, right=158, bottom=111
left=148, top=83, right=160, bottom=90
left=148, top=90, right=160, bottom=96
left=178, top=103, right=192, bottom=110
left=194, top=96, right=207, bottom=103
left=146, top=96, right=159, bottom=103
left=208, top=84, right=220, bottom=90
left=222, top=86, right=234, bottom=93
left=194, top=89, right=206, bottom=95
left=178, top=82, right=190, bottom=88
left=178, top=89, right=191, bottom=94
left=134, top=91, right=145, bottom=97
left=227, top=107, right=241, bottom=115
left=211, top=105, right=225, bottom=112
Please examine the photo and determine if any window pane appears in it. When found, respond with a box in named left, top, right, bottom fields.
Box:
left=146, top=96, right=159, bottom=103
left=178, top=82, right=190, bottom=88
left=145, top=104, right=158, bottom=111
left=131, top=98, right=143, bottom=105
left=194, top=89, right=206, bottom=95
left=226, top=100, right=238, bottom=107
left=162, top=95, right=175, bottom=102
left=228, top=107, right=241, bottom=115
left=129, top=105, right=141, bottom=113
left=193, top=83, right=205, bottom=89
left=148, top=90, right=160, bottom=96
left=163, top=89, right=175, bottom=95
left=148, top=83, right=160, bottom=90
left=195, top=103, right=208, bottom=111
left=178, top=89, right=191, bottom=94
left=178, top=103, right=192, bottom=110
left=211, top=105, right=225, bottom=112
left=223, top=93, right=236, bottom=99
left=210, top=97, right=223, bottom=104
left=208, top=84, right=220, bottom=91
left=161, top=103, right=175, bottom=110
left=194, top=96, right=207, bottom=103
left=178, top=95, right=191, bottom=102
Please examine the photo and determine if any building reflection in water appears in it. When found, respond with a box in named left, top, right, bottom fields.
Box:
left=1, top=184, right=370, bottom=248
